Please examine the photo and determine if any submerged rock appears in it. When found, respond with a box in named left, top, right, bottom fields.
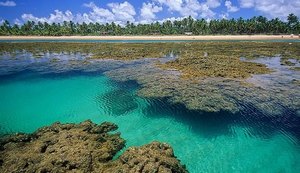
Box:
left=106, top=58, right=300, bottom=115
left=107, top=141, right=187, bottom=173
left=0, top=120, right=187, bottom=173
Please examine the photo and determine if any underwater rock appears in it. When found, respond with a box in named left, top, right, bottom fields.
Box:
left=106, top=61, right=300, bottom=115
left=0, top=120, right=187, bottom=173
left=106, top=141, right=188, bottom=173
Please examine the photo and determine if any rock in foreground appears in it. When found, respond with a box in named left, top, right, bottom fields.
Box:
left=0, top=120, right=187, bottom=173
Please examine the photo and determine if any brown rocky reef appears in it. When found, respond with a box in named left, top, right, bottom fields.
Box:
left=0, top=120, right=187, bottom=173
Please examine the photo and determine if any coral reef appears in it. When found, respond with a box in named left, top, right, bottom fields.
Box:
left=0, top=120, right=187, bottom=173
left=106, top=142, right=187, bottom=173
left=105, top=59, right=300, bottom=115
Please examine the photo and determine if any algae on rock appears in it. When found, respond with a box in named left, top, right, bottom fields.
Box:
left=0, top=120, right=188, bottom=173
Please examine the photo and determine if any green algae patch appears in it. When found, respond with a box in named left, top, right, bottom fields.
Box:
left=161, top=54, right=270, bottom=79
left=159, top=42, right=299, bottom=79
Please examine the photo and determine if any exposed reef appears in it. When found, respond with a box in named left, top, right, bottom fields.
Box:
left=1, top=42, right=299, bottom=78
left=0, top=120, right=187, bottom=173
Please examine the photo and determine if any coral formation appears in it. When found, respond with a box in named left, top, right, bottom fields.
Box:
left=106, top=142, right=187, bottom=173
left=0, top=120, right=187, bottom=173
left=105, top=59, right=300, bottom=115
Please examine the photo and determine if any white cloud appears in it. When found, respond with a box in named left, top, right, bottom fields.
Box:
left=21, top=10, right=74, bottom=24
left=107, top=1, right=136, bottom=22
left=48, top=10, right=74, bottom=22
left=205, top=0, right=221, bottom=8
left=239, top=0, right=254, bottom=8
left=200, top=4, right=216, bottom=19
left=15, top=0, right=300, bottom=26
left=225, top=1, right=239, bottom=13
left=154, top=0, right=219, bottom=19
left=256, top=0, right=300, bottom=19
left=83, top=2, right=115, bottom=23
left=0, top=0, right=16, bottom=7
left=14, top=18, right=21, bottom=25
left=17, top=0, right=220, bottom=25
left=219, top=13, right=229, bottom=19
left=155, top=0, right=182, bottom=12
left=157, top=16, right=186, bottom=24
left=21, top=14, right=46, bottom=23
left=239, top=0, right=300, bottom=19
left=140, top=2, right=163, bottom=23
left=20, top=1, right=136, bottom=25
left=83, top=1, right=136, bottom=24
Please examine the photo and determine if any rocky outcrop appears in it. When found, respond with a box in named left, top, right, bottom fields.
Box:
left=0, top=120, right=187, bottom=173
left=106, top=142, right=187, bottom=173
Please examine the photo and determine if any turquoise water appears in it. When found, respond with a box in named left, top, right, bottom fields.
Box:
left=0, top=71, right=299, bottom=172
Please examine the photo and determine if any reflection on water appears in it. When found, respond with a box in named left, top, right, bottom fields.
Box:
left=0, top=51, right=300, bottom=172
left=245, top=56, right=300, bottom=89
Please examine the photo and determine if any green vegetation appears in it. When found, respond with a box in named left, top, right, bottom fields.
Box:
left=0, top=14, right=299, bottom=36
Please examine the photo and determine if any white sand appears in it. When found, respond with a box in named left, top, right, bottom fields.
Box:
left=0, top=35, right=299, bottom=40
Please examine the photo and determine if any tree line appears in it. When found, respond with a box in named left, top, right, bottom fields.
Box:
left=0, top=14, right=299, bottom=36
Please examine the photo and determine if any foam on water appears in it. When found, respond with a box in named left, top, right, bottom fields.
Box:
left=0, top=71, right=299, bottom=173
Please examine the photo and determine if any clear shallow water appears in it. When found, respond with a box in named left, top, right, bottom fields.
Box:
left=245, top=57, right=300, bottom=89
left=0, top=71, right=299, bottom=173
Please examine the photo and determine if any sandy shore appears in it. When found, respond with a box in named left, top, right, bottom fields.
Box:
left=0, top=35, right=299, bottom=40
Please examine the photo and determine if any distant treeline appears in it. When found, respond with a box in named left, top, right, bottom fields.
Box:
left=0, top=14, right=299, bottom=36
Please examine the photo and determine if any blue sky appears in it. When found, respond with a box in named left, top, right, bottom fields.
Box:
left=0, top=0, right=299, bottom=25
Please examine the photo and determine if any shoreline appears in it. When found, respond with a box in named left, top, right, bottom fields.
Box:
left=0, top=35, right=299, bottom=41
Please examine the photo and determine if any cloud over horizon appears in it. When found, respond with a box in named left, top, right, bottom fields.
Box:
left=0, top=0, right=16, bottom=7
left=239, top=0, right=300, bottom=19
left=7, top=0, right=300, bottom=25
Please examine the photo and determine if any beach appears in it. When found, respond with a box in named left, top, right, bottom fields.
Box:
left=0, top=35, right=299, bottom=40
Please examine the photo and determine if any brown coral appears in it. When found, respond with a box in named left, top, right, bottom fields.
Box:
left=0, top=120, right=187, bottom=173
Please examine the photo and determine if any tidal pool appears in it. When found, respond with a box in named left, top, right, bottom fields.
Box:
left=0, top=42, right=299, bottom=172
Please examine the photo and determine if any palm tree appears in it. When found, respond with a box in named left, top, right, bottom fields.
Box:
left=0, top=14, right=298, bottom=35
left=287, top=13, right=299, bottom=33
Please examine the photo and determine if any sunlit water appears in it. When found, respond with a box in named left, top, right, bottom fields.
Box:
left=0, top=50, right=300, bottom=172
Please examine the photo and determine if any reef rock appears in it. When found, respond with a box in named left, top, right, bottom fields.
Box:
left=107, top=142, right=187, bottom=173
left=0, top=120, right=187, bottom=173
